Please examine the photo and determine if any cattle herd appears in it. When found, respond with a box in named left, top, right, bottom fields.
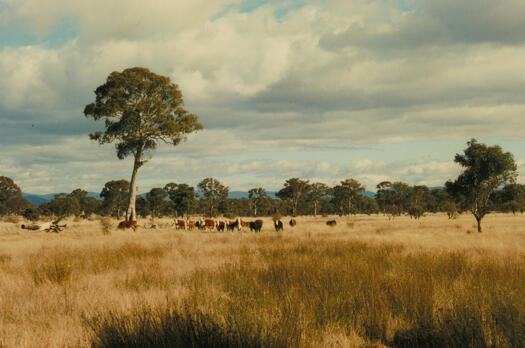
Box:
left=114, top=217, right=326, bottom=232
left=170, top=217, right=267, bottom=232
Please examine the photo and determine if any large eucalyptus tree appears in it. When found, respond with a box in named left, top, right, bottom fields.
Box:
left=84, top=67, right=202, bottom=221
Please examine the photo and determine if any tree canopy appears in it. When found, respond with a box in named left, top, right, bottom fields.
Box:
left=446, top=139, right=517, bottom=232
left=84, top=67, right=202, bottom=221
left=198, top=178, right=229, bottom=217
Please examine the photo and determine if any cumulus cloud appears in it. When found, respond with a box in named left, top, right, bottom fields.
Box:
left=0, top=0, right=524, bottom=192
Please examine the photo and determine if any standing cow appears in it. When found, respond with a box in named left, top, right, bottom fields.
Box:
left=274, top=220, right=283, bottom=232
left=289, top=218, right=297, bottom=227
left=250, top=219, right=263, bottom=232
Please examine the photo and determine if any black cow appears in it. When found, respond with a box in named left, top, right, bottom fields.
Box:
left=249, top=220, right=263, bottom=232
left=274, top=220, right=283, bottom=231
left=326, top=220, right=337, bottom=227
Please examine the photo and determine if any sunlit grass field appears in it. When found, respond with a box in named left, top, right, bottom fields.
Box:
left=0, top=213, right=524, bottom=347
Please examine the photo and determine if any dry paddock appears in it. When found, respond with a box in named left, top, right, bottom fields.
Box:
left=0, top=213, right=523, bottom=347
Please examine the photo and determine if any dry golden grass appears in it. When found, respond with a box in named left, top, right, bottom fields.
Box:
left=0, top=213, right=523, bottom=347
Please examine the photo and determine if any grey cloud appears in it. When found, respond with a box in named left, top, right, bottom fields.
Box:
left=320, top=0, right=525, bottom=53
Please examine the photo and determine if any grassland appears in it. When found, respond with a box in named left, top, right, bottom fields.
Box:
left=0, top=213, right=524, bottom=347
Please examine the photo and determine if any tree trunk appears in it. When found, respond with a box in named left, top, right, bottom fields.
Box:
left=126, top=154, right=142, bottom=221
left=475, top=215, right=482, bottom=233
left=314, top=201, right=317, bottom=217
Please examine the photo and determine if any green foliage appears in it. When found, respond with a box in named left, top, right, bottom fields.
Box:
left=100, top=180, right=129, bottom=218
left=135, top=196, right=150, bottom=218
left=69, top=189, right=101, bottom=217
left=164, top=183, right=198, bottom=217
left=276, top=178, right=310, bottom=217
left=248, top=187, right=269, bottom=217
left=306, top=182, right=331, bottom=216
left=146, top=187, right=168, bottom=218
left=198, top=178, right=229, bottom=217
left=0, top=176, right=21, bottom=204
left=332, top=179, right=365, bottom=216
left=22, top=206, right=40, bottom=221
left=4, top=196, right=35, bottom=215
left=446, top=139, right=517, bottom=232
left=84, top=67, right=202, bottom=221
left=41, top=194, right=80, bottom=217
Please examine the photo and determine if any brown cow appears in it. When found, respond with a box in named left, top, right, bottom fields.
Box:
left=187, top=221, right=196, bottom=230
left=175, top=219, right=186, bottom=230
left=289, top=218, right=297, bottom=227
left=240, top=220, right=250, bottom=228
left=118, top=220, right=137, bottom=231
left=216, top=221, right=226, bottom=232
left=204, top=219, right=215, bottom=230
left=326, top=220, right=337, bottom=227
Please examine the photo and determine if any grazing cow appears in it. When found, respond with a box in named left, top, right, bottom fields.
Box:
left=216, top=221, right=226, bottom=232
left=289, top=218, right=297, bottom=227
left=274, top=220, right=283, bottom=232
left=240, top=220, right=251, bottom=228
left=204, top=219, right=215, bottom=230
left=250, top=219, right=263, bottom=232
left=118, top=220, right=137, bottom=231
left=175, top=219, right=186, bottom=230
left=187, top=221, right=196, bottom=230
left=326, top=220, right=337, bottom=227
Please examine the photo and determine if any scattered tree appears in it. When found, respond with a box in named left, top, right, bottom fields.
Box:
left=446, top=139, right=517, bottom=232
left=84, top=67, right=202, bottom=221
left=307, top=183, right=331, bottom=216
left=146, top=187, right=168, bottom=220
left=22, top=206, right=40, bottom=221
left=277, top=178, right=310, bottom=217
left=100, top=180, right=129, bottom=218
left=198, top=178, right=229, bottom=217
left=164, top=183, right=198, bottom=217
left=332, top=179, right=365, bottom=216
left=248, top=187, right=268, bottom=217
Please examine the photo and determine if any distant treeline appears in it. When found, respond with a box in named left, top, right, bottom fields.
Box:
left=1, top=176, right=524, bottom=221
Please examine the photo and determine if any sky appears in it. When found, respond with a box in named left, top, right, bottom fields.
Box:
left=0, top=0, right=524, bottom=194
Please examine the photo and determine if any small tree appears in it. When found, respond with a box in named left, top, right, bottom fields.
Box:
left=446, top=139, right=517, bottom=232
left=146, top=187, right=168, bottom=220
left=100, top=180, right=129, bottom=218
left=197, top=178, right=228, bottom=217
left=332, top=179, right=365, bottom=216
left=164, top=183, right=198, bottom=217
left=0, top=176, right=22, bottom=212
left=277, top=178, right=310, bottom=217
left=45, top=194, right=81, bottom=217
left=22, top=206, right=40, bottom=221
left=248, top=187, right=268, bottom=217
left=307, top=182, right=330, bottom=216
left=84, top=67, right=202, bottom=221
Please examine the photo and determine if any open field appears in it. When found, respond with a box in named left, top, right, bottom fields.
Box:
left=0, top=213, right=524, bottom=347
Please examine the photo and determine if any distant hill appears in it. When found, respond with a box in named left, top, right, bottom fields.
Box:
left=22, top=193, right=49, bottom=206
left=22, top=192, right=101, bottom=206
left=362, top=191, right=376, bottom=198
left=23, top=190, right=376, bottom=206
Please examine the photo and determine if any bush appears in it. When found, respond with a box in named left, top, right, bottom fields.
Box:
left=22, top=207, right=40, bottom=221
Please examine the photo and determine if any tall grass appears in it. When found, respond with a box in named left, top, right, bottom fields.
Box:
left=86, top=239, right=525, bottom=347
left=27, top=242, right=168, bottom=285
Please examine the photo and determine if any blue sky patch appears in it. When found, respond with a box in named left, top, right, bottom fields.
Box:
left=0, top=15, right=78, bottom=49
left=212, top=0, right=304, bottom=21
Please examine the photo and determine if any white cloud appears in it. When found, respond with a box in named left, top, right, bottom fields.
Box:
left=1, top=0, right=524, bottom=192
